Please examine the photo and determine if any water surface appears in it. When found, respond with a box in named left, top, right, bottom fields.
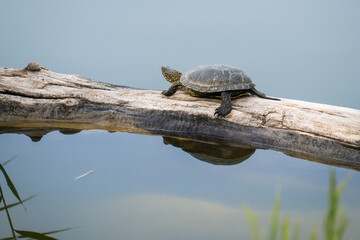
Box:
left=1, top=131, right=359, bottom=239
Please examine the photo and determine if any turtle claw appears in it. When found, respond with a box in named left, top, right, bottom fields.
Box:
left=214, top=106, right=231, bottom=117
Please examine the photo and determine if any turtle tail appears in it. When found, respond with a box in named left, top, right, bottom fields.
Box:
left=250, top=88, right=280, bottom=101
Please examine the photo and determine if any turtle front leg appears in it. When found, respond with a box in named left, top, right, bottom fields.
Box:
left=161, top=82, right=183, bottom=96
left=215, top=92, right=232, bottom=116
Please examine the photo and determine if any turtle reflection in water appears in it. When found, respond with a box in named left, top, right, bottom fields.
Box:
left=161, top=65, right=280, bottom=116
left=163, top=137, right=255, bottom=165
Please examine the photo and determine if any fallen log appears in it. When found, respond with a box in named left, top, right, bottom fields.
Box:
left=0, top=64, right=359, bottom=170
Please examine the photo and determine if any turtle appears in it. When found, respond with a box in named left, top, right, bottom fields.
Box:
left=161, top=64, right=280, bottom=116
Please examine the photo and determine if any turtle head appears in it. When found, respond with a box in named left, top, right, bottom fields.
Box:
left=161, top=66, right=182, bottom=83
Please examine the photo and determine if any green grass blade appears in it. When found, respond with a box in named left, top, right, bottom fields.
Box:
left=0, top=184, right=17, bottom=240
left=14, top=230, right=58, bottom=240
left=269, top=189, right=281, bottom=240
left=335, top=217, right=349, bottom=240
left=336, top=175, right=351, bottom=199
left=0, top=163, right=24, bottom=209
left=292, top=221, right=301, bottom=240
left=280, top=215, right=291, bottom=240
left=39, top=227, right=73, bottom=236
left=309, top=225, right=318, bottom=240
left=0, top=195, right=36, bottom=212
left=244, top=205, right=265, bottom=240
left=324, top=169, right=351, bottom=240
left=0, top=228, right=72, bottom=240
left=324, top=169, right=337, bottom=240
left=2, top=156, right=17, bottom=166
left=334, top=207, right=350, bottom=240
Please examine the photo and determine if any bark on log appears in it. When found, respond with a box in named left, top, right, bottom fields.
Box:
left=0, top=65, right=359, bottom=170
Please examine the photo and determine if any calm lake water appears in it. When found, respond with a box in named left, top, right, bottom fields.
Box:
left=1, top=1, right=360, bottom=239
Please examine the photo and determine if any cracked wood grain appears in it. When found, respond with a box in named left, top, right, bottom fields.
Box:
left=0, top=65, right=359, bottom=170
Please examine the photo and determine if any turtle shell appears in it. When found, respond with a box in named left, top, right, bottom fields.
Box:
left=180, top=65, right=255, bottom=92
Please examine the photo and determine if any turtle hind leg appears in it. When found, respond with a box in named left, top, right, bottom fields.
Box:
left=250, top=88, right=280, bottom=101
left=162, top=82, right=183, bottom=96
left=215, top=92, right=232, bottom=117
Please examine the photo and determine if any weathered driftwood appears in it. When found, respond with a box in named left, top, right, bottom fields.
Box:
left=0, top=65, right=359, bottom=170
